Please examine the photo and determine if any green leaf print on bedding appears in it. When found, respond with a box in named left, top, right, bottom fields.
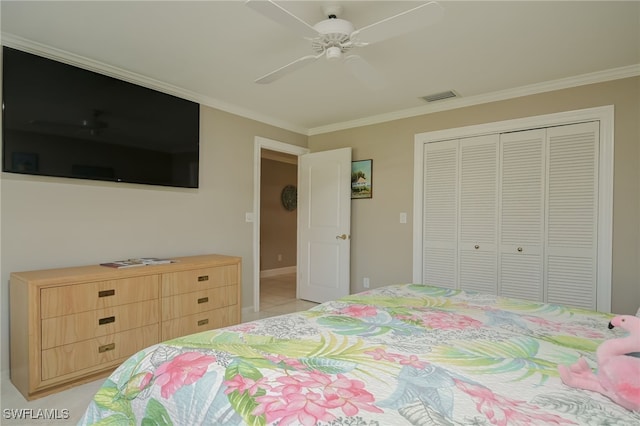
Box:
left=171, top=331, right=318, bottom=359
left=141, top=398, right=172, bottom=426
left=225, top=360, right=266, bottom=426
left=428, top=337, right=562, bottom=382
left=340, top=293, right=452, bottom=310
left=541, top=334, right=600, bottom=353
left=92, top=383, right=134, bottom=421
left=407, top=284, right=462, bottom=297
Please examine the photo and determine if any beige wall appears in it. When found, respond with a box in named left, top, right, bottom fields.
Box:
left=0, top=106, right=307, bottom=372
left=260, top=158, right=297, bottom=270
left=1, top=77, right=638, bottom=375
left=309, top=76, right=640, bottom=316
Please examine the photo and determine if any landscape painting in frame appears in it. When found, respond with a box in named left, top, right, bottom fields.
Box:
left=351, top=159, right=372, bottom=199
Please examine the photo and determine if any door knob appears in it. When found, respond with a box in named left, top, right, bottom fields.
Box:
left=336, top=234, right=349, bottom=240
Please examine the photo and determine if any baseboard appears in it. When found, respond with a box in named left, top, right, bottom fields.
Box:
left=260, top=266, right=296, bottom=278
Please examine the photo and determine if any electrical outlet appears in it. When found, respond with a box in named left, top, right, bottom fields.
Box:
left=400, top=212, right=407, bottom=224
left=277, top=254, right=282, bottom=261
left=363, top=277, right=370, bottom=288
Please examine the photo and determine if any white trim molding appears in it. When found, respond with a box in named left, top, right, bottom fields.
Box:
left=413, top=105, right=614, bottom=312
left=1, top=33, right=308, bottom=135
left=310, top=66, right=636, bottom=135
left=3, top=32, right=637, bottom=137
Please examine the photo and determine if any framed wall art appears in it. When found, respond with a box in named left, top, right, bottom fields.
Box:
left=351, top=159, right=372, bottom=199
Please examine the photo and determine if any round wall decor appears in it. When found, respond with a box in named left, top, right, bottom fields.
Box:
left=281, top=185, right=297, bottom=211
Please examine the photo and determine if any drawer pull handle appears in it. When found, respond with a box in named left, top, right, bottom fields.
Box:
left=197, top=319, right=209, bottom=326
left=98, top=316, right=116, bottom=325
left=98, top=289, right=115, bottom=298
left=98, top=343, right=115, bottom=353
left=198, top=275, right=209, bottom=282
left=197, top=297, right=209, bottom=304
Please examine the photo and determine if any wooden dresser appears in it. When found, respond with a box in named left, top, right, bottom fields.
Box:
left=9, top=254, right=241, bottom=400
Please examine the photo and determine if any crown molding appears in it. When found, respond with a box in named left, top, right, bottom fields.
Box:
left=307, top=64, right=640, bottom=135
left=3, top=33, right=638, bottom=138
left=0, top=33, right=308, bottom=136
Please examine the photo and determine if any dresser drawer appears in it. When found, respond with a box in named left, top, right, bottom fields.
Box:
left=161, top=305, right=238, bottom=341
left=41, top=300, right=158, bottom=349
left=161, top=285, right=237, bottom=320
left=161, top=265, right=238, bottom=297
left=41, top=275, right=159, bottom=319
left=41, top=324, right=158, bottom=381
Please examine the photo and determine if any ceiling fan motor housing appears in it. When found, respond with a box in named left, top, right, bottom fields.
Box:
left=312, top=18, right=354, bottom=56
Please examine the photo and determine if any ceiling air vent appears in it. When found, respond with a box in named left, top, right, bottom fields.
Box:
left=421, top=90, right=458, bottom=103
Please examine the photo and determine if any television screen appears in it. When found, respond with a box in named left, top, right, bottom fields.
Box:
left=2, top=46, right=200, bottom=188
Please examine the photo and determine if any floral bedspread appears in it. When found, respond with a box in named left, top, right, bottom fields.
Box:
left=79, top=284, right=640, bottom=425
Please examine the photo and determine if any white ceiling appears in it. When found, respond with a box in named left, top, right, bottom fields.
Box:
left=2, top=1, right=639, bottom=135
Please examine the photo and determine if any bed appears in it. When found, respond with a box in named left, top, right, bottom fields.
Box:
left=78, top=284, right=640, bottom=425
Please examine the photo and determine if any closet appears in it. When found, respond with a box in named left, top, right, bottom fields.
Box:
left=422, top=121, right=599, bottom=310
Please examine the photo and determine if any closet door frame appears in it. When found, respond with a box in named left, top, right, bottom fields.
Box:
left=413, top=105, right=614, bottom=312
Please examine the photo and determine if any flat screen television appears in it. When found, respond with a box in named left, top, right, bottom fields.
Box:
left=2, top=46, right=200, bottom=188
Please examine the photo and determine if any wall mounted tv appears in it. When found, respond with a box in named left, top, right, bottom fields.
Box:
left=2, top=46, right=200, bottom=188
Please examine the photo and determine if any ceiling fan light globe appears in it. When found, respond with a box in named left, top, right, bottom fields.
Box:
left=326, top=46, right=342, bottom=61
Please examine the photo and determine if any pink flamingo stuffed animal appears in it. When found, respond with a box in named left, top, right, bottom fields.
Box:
left=558, top=315, right=640, bottom=411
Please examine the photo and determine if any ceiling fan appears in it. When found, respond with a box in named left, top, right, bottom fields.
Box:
left=245, top=0, right=444, bottom=88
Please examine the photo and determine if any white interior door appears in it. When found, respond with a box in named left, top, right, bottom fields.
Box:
left=545, top=121, right=599, bottom=309
left=458, top=134, right=499, bottom=294
left=298, top=148, right=352, bottom=303
left=498, top=129, right=545, bottom=301
left=422, top=140, right=458, bottom=288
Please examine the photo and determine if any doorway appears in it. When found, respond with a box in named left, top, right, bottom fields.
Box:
left=252, top=137, right=309, bottom=313
left=259, top=149, right=298, bottom=311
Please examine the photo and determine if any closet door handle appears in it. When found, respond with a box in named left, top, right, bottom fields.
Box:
left=474, top=245, right=480, bottom=249
left=517, top=247, right=523, bottom=252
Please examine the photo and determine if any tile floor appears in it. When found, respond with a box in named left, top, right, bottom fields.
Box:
left=0, top=273, right=316, bottom=425
left=243, top=272, right=318, bottom=322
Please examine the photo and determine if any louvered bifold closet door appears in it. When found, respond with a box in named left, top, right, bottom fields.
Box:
left=498, top=129, right=545, bottom=301
left=423, top=140, right=458, bottom=288
left=458, top=135, right=499, bottom=294
left=545, top=122, right=599, bottom=309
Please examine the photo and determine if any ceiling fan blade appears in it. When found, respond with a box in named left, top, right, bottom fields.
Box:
left=344, top=55, right=386, bottom=90
left=350, top=1, right=444, bottom=45
left=245, top=0, right=319, bottom=38
left=255, top=53, right=323, bottom=84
